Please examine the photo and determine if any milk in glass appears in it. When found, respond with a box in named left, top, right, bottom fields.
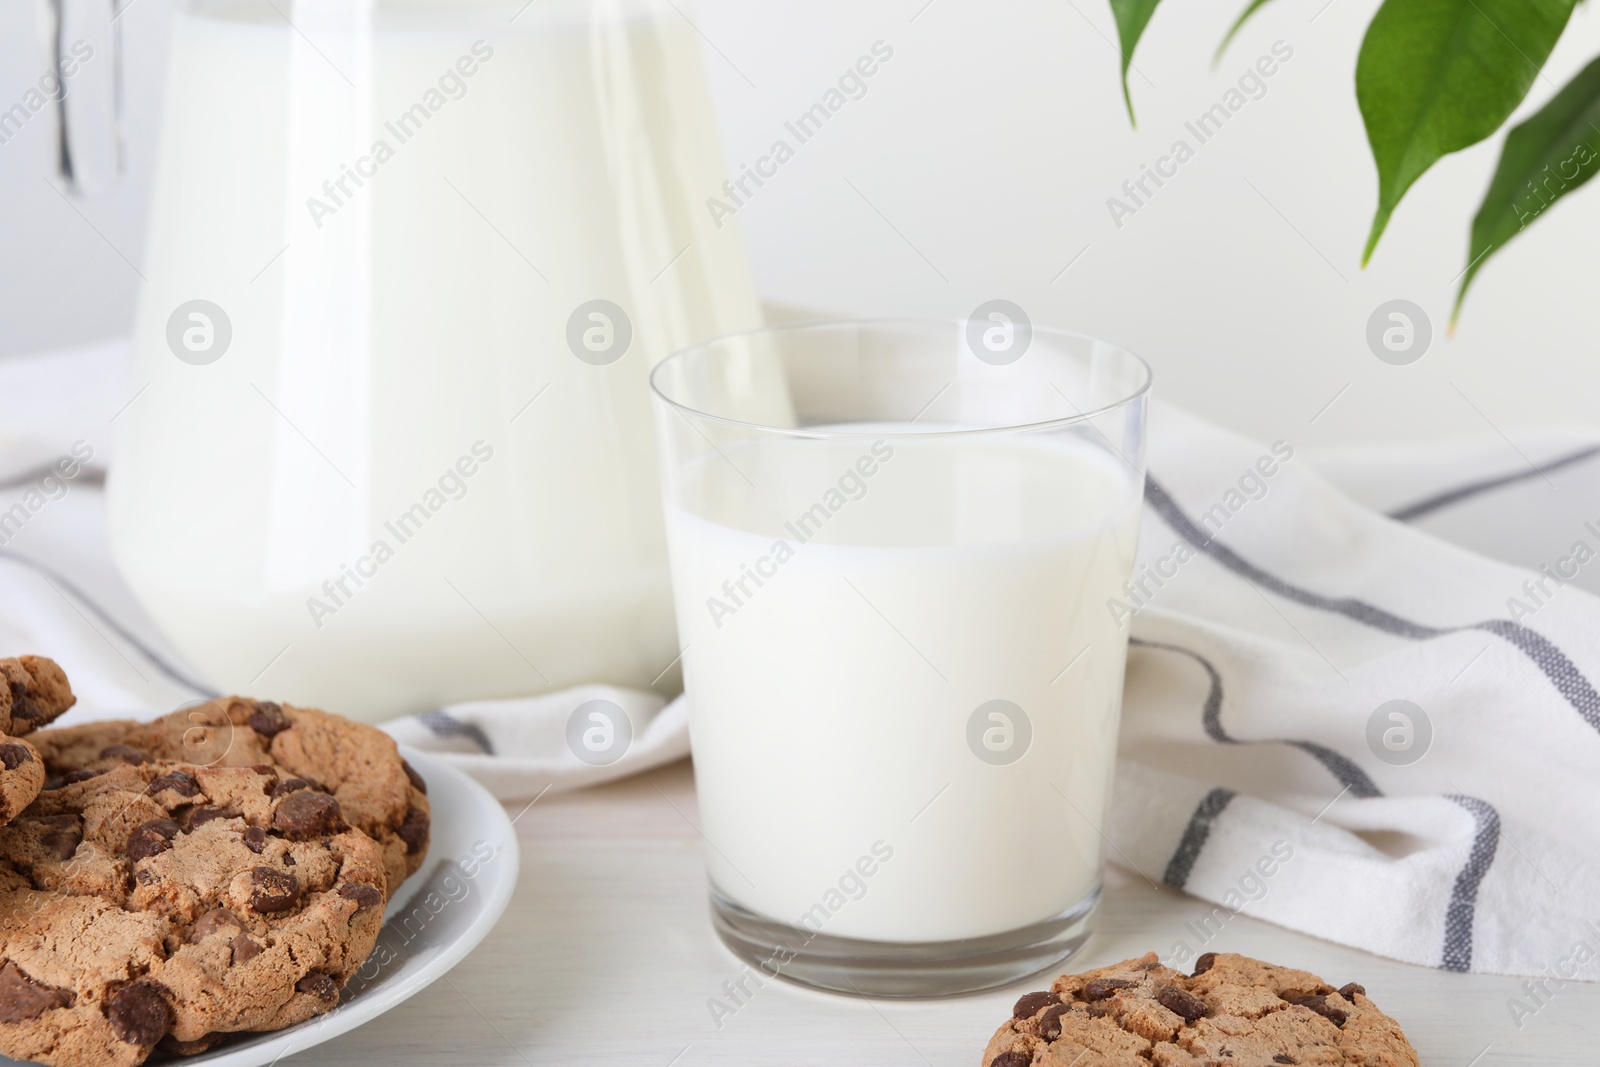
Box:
left=665, top=434, right=1141, bottom=942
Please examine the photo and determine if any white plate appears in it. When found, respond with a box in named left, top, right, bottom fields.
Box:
left=1, top=746, right=519, bottom=1067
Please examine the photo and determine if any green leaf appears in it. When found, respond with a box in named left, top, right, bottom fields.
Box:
left=1216, top=0, right=1279, bottom=65
left=1455, top=53, right=1600, bottom=324
left=1356, top=0, right=1577, bottom=265
left=1109, top=0, right=1163, bottom=125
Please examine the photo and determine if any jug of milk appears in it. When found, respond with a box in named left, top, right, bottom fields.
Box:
left=110, top=0, right=762, bottom=721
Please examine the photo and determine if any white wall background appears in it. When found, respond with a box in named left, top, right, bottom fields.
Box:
left=3, top=0, right=1598, bottom=450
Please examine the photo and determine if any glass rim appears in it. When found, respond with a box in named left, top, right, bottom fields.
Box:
left=648, top=317, right=1153, bottom=440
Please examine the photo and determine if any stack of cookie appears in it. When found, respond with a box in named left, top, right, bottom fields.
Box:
left=0, top=657, right=431, bottom=1067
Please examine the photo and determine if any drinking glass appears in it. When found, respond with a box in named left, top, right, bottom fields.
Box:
left=650, top=319, right=1151, bottom=996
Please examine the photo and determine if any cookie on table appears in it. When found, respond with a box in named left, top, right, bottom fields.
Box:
left=32, top=694, right=428, bottom=897
left=0, top=655, right=76, bottom=825
left=0, top=760, right=388, bottom=1067
left=983, top=951, right=1418, bottom=1067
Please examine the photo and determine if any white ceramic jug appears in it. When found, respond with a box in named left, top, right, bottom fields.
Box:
left=111, top=0, right=760, bottom=720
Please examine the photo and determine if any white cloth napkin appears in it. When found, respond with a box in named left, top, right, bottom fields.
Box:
left=383, top=686, right=690, bottom=799
left=8, top=341, right=1600, bottom=979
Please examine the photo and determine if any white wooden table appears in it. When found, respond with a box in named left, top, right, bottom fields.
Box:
left=290, top=759, right=1592, bottom=1066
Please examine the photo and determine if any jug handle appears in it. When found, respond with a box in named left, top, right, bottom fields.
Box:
left=50, top=0, right=123, bottom=196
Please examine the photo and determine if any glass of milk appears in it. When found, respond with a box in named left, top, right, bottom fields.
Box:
left=112, top=0, right=761, bottom=719
left=651, top=320, right=1151, bottom=996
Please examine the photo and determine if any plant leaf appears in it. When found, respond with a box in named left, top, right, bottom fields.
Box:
left=1356, top=0, right=1577, bottom=265
left=1455, top=53, right=1600, bottom=324
left=1109, top=0, right=1163, bottom=125
left=1216, top=0, right=1279, bottom=65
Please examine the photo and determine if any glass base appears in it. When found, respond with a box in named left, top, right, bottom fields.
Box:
left=709, top=881, right=1100, bottom=998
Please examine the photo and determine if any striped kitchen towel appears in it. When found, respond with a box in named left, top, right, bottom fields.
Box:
left=1107, top=403, right=1600, bottom=979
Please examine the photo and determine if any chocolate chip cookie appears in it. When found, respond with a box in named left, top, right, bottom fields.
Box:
left=0, top=656, right=76, bottom=826
left=32, top=695, right=428, bottom=897
left=983, top=952, right=1418, bottom=1067
left=0, top=760, right=388, bottom=1067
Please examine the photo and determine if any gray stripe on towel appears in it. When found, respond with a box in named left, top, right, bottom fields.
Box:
left=1163, top=787, right=1237, bottom=890
left=418, top=709, right=496, bottom=755
left=1442, top=795, right=1501, bottom=972
left=1132, top=638, right=1382, bottom=799
left=1143, top=477, right=1600, bottom=736
left=1388, top=444, right=1600, bottom=523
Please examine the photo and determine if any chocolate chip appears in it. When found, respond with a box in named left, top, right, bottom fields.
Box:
left=397, top=806, right=429, bottom=855
left=1038, top=1003, right=1070, bottom=1041
left=1274, top=1056, right=1296, bottom=1065
left=251, top=764, right=277, bottom=777
left=295, top=971, right=338, bottom=1003
left=273, top=792, right=344, bottom=838
left=1290, top=995, right=1348, bottom=1028
left=0, top=744, right=31, bottom=771
left=243, top=826, right=267, bottom=853
left=8, top=679, right=42, bottom=727
left=401, top=759, right=427, bottom=794
left=126, top=819, right=181, bottom=861
left=230, top=935, right=262, bottom=965
left=149, top=770, right=199, bottom=797
left=248, top=701, right=290, bottom=738
left=42, top=830, right=80, bottom=861
left=31, top=815, right=81, bottom=861
left=339, top=883, right=383, bottom=911
left=1192, top=952, right=1217, bottom=976
left=45, top=768, right=100, bottom=790
left=1012, top=991, right=1060, bottom=1018
left=159, top=1034, right=222, bottom=1056
left=270, top=778, right=314, bottom=799
left=988, top=1052, right=1031, bottom=1067
left=1338, top=982, right=1365, bottom=1002
left=184, top=806, right=233, bottom=831
left=1081, top=978, right=1135, bottom=1001
left=1156, top=987, right=1209, bottom=1023
left=107, top=980, right=172, bottom=1046
left=190, top=908, right=243, bottom=943
left=0, top=962, right=73, bottom=1022
left=99, top=744, right=149, bottom=765
left=248, top=866, right=302, bottom=913
left=134, top=868, right=159, bottom=885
